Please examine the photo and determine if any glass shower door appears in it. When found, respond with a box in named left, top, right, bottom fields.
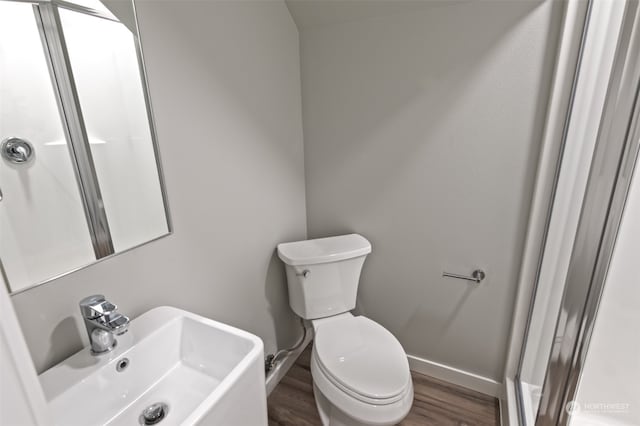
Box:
left=514, top=0, right=640, bottom=424
left=0, top=0, right=95, bottom=291
left=569, top=155, right=639, bottom=425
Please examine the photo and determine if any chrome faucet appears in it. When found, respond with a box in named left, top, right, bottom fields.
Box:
left=79, top=295, right=129, bottom=354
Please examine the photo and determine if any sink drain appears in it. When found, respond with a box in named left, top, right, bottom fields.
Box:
left=140, top=402, right=169, bottom=425
left=116, top=357, right=129, bottom=372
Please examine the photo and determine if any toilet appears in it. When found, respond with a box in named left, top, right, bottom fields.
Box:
left=277, top=234, right=413, bottom=426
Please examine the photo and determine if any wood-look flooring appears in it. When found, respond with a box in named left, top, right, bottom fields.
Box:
left=268, top=346, right=500, bottom=426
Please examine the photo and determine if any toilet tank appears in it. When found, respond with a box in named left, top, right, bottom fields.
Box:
left=277, top=234, right=371, bottom=320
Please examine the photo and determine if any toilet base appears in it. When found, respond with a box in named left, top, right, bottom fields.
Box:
left=312, top=379, right=412, bottom=426
left=314, top=383, right=370, bottom=426
left=309, top=336, right=413, bottom=426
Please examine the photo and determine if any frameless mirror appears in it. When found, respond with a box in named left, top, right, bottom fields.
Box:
left=0, top=0, right=170, bottom=293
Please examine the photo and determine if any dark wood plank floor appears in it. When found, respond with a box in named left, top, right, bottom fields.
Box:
left=268, top=346, right=500, bottom=426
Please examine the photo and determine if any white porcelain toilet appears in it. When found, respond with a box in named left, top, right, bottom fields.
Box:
left=277, top=234, right=413, bottom=426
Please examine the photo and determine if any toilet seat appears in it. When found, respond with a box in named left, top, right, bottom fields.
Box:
left=313, top=315, right=411, bottom=404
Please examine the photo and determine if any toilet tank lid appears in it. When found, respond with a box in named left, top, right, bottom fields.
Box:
left=277, top=234, right=371, bottom=266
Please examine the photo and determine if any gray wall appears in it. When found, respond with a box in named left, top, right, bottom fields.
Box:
left=11, top=0, right=306, bottom=373
left=298, top=0, right=562, bottom=380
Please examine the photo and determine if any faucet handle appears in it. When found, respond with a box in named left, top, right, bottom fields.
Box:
left=97, top=301, right=117, bottom=316
left=79, top=295, right=117, bottom=319
left=107, top=314, right=130, bottom=335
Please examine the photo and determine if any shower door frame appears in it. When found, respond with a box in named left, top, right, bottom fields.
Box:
left=33, top=1, right=115, bottom=258
left=535, top=0, right=640, bottom=423
left=515, top=1, right=640, bottom=425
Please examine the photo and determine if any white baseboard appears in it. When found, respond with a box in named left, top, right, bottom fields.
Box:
left=407, top=354, right=502, bottom=398
left=265, top=328, right=314, bottom=396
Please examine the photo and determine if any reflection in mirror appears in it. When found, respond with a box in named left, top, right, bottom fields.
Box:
left=0, top=0, right=170, bottom=293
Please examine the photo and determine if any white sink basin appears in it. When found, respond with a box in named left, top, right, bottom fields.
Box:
left=39, top=306, right=267, bottom=425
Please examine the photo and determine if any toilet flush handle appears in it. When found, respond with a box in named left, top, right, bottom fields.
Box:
left=296, top=269, right=310, bottom=278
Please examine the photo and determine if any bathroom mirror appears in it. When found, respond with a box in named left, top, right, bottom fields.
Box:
left=0, top=0, right=171, bottom=293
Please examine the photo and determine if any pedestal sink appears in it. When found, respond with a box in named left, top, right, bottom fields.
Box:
left=39, top=307, right=267, bottom=425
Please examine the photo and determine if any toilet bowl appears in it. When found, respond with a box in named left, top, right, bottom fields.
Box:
left=310, top=314, right=413, bottom=426
left=277, top=234, right=413, bottom=426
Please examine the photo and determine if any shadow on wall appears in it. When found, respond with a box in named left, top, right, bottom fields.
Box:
left=264, top=250, right=302, bottom=350
left=46, top=316, right=84, bottom=369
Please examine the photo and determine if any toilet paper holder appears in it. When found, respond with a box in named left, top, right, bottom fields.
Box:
left=442, top=269, right=486, bottom=283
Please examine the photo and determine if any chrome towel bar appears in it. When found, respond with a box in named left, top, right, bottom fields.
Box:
left=442, top=269, right=486, bottom=283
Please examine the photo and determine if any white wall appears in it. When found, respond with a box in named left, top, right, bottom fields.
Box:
left=10, top=0, right=306, bottom=374
left=297, top=0, right=562, bottom=381
left=570, top=158, right=640, bottom=426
